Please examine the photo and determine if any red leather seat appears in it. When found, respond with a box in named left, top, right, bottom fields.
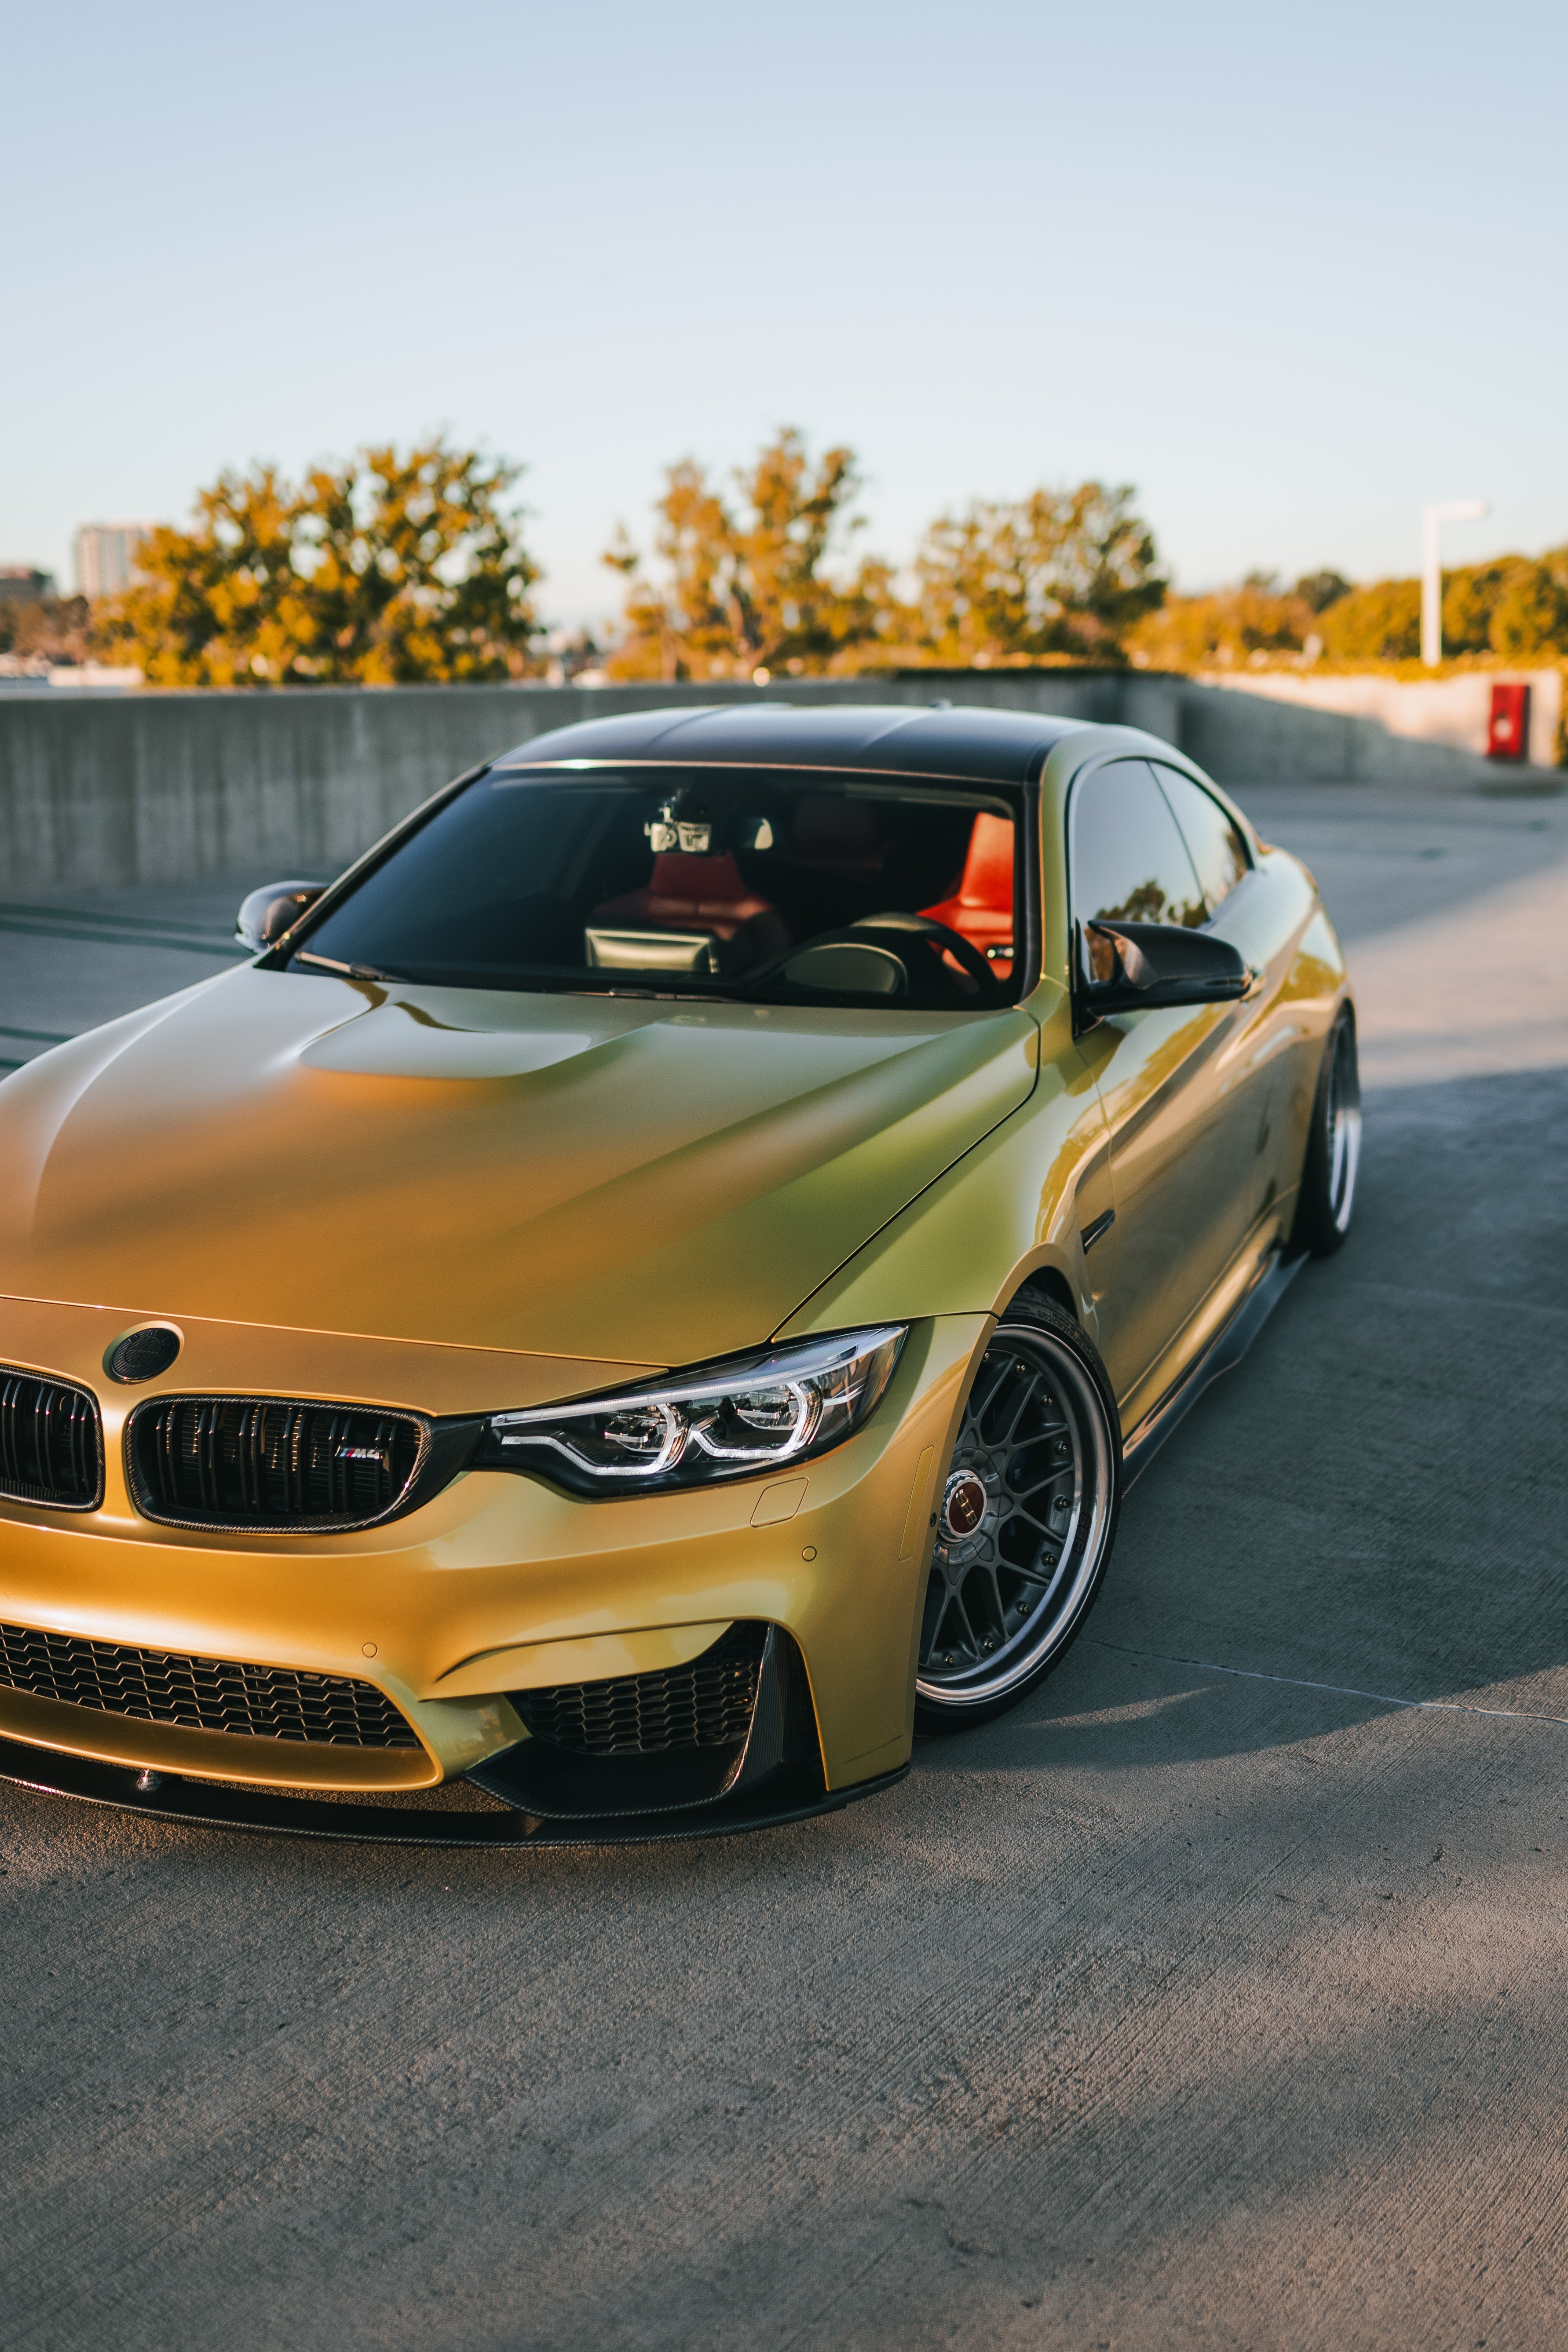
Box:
left=921, top=813, right=1015, bottom=978
left=589, top=852, right=789, bottom=975
left=592, top=851, right=777, bottom=940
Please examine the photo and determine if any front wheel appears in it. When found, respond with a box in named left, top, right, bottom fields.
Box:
left=914, top=1297, right=1121, bottom=1735
left=1290, top=1007, right=1361, bottom=1257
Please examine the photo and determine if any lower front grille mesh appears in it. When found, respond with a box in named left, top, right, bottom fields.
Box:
left=0, top=1366, right=103, bottom=1511
left=512, top=1622, right=768, bottom=1757
left=0, top=1620, right=420, bottom=1747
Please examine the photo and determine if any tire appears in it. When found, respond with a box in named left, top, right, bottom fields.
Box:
left=1290, top=1007, right=1361, bottom=1258
left=914, top=1295, right=1122, bottom=1735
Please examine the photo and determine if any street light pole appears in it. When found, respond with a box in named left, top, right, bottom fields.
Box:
left=1421, top=499, right=1488, bottom=667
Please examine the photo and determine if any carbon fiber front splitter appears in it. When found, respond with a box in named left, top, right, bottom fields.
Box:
left=0, top=1735, right=906, bottom=1847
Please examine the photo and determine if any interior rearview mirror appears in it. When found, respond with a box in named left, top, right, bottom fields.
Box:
left=236, top=881, right=327, bottom=953
left=1080, top=919, right=1248, bottom=1015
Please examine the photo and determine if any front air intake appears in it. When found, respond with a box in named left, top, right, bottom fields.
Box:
left=469, top=1622, right=821, bottom=1821
left=511, top=1621, right=770, bottom=1756
left=0, top=1619, right=420, bottom=1746
left=125, top=1395, right=435, bottom=1533
left=0, top=1366, right=104, bottom=1512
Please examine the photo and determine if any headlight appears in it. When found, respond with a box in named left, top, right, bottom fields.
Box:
left=474, top=1326, right=907, bottom=1496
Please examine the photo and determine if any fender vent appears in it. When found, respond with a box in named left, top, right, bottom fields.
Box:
left=0, top=1366, right=104, bottom=1512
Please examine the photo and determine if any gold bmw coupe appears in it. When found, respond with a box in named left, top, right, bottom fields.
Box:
left=0, top=703, right=1357, bottom=1844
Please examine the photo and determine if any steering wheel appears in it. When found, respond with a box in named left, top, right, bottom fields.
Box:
left=850, top=912, right=1002, bottom=999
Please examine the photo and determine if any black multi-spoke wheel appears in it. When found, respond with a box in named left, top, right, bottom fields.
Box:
left=1291, top=1007, right=1361, bottom=1257
left=915, top=1297, right=1120, bottom=1732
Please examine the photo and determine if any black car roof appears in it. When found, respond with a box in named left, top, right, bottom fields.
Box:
left=493, top=700, right=1089, bottom=786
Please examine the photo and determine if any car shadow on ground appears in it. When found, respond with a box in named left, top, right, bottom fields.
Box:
left=919, top=1061, right=1568, bottom=1779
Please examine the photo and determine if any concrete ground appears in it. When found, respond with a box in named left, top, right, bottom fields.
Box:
left=3, top=780, right=1568, bottom=2351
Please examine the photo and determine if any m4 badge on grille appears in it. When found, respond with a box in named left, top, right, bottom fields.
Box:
left=125, top=1396, right=428, bottom=1533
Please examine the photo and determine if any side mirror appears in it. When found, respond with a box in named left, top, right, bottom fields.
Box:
left=236, top=880, right=327, bottom=953
left=1081, top=919, right=1248, bottom=1015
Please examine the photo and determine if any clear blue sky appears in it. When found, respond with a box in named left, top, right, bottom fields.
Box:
left=7, top=0, right=1565, bottom=629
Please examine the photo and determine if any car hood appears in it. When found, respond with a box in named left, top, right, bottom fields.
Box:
left=0, top=968, right=1038, bottom=1366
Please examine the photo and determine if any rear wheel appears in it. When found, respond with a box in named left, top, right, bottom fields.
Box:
left=1291, top=1008, right=1361, bottom=1257
left=914, top=1297, right=1121, bottom=1735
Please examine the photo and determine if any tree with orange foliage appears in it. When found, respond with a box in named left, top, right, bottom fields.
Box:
left=603, top=430, right=896, bottom=680
left=1128, top=573, right=1317, bottom=670
left=97, top=442, right=541, bottom=685
left=905, top=482, right=1166, bottom=667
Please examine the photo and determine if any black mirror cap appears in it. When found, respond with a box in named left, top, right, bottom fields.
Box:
left=1084, top=918, right=1248, bottom=1013
left=236, top=881, right=327, bottom=954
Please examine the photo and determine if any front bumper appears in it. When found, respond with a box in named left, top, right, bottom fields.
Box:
left=0, top=1736, right=911, bottom=1847
left=0, top=1300, right=987, bottom=1835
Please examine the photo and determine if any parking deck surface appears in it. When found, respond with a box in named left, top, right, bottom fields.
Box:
left=3, top=780, right=1568, bottom=2351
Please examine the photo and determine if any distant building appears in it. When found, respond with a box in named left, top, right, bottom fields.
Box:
left=73, top=523, right=152, bottom=599
left=0, top=565, right=57, bottom=603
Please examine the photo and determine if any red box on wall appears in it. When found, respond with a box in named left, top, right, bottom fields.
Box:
left=1487, top=681, right=1531, bottom=761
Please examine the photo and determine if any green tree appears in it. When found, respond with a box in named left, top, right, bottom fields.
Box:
left=1295, top=570, right=1351, bottom=614
left=1318, top=578, right=1422, bottom=661
left=605, top=429, right=891, bottom=679
left=1439, top=559, right=1513, bottom=655
left=1486, top=559, right=1568, bottom=659
left=1316, top=558, right=1568, bottom=665
left=1437, top=554, right=1568, bottom=660
left=1128, top=581, right=1312, bottom=671
left=97, top=441, right=541, bottom=685
left=905, top=482, right=1165, bottom=666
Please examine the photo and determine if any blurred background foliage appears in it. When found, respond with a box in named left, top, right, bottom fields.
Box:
left=603, top=437, right=1167, bottom=680
left=602, top=431, right=895, bottom=680
left=0, top=593, right=93, bottom=667
left=91, top=442, right=541, bottom=687
left=900, top=483, right=1165, bottom=672
left=11, top=431, right=1567, bottom=687
left=1128, top=548, right=1568, bottom=671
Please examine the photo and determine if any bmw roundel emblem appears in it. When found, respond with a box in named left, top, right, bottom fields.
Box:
left=105, top=1325, right=183, bottom=1384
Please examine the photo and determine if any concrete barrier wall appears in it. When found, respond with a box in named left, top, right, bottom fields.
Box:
left=1195, top=666, right=1563, bottom=770
left=1174, top=681, right=1533, bottom=789
left=0, top=669, right=1554, bottom=895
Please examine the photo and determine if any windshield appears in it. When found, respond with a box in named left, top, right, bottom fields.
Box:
left=292, top=764, right=1024, bottom=1010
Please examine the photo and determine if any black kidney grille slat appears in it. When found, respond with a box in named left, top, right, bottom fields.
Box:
left=128, top=1397, right=425, bottom=1531
left=513, top=1622, right=768, bottom=1757
left=0, top=1619, right=419, bottom=1746
left=0, top=1366, right=104, bottom=1510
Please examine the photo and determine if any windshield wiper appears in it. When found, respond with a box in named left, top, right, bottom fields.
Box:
left=294, top=950, right=404, bottom=982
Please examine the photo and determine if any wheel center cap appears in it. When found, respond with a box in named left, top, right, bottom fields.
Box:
left=942, top=1469, right=988, bottom=1541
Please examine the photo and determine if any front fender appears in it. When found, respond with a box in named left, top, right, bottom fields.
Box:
left=774, top=985, right=1110, bottom=1341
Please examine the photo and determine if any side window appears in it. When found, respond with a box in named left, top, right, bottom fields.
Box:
left=1070, top=760, right=1206, bottom=979
left=1152, top=765, right=1250, bottom=916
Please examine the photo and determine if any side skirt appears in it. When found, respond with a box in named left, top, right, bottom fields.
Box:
left=0, top=1736, right=906, bottom=1848
left=1122, top=1247, right=1307, bottom=1488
